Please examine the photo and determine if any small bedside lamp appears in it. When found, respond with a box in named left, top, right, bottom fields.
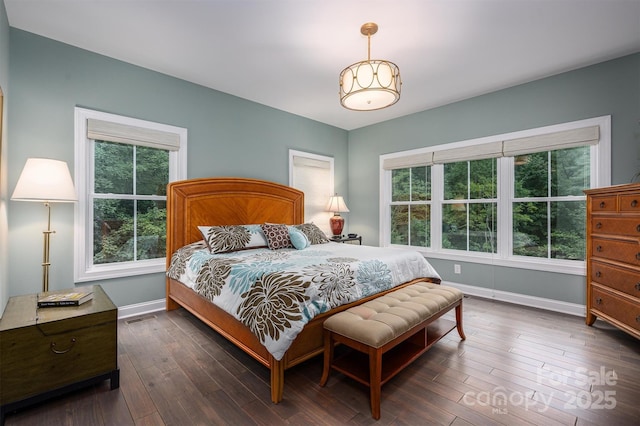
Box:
left=326, top=194, right=349, bottom=238
left=12, top=158, right=77, bottom=292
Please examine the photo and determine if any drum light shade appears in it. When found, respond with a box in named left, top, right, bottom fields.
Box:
left=340, top=22, right=401, bottom=111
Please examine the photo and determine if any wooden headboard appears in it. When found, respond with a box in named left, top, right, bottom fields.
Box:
left=166, top=177, right=304, bottom=261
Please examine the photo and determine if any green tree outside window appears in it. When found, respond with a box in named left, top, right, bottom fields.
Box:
left=93, top=140, right=169, bottom=264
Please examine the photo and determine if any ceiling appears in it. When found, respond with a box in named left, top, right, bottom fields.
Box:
left=5, top=0, right=640, bottom=131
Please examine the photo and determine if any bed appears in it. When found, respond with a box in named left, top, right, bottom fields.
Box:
left=165, top=177, right=441, bottom=403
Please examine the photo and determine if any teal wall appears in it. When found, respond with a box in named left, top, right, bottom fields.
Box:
left=0, top=1, right=9, bottom=313
left=6, top=29, right=348, bottom=307
left=4, top=25, right=639, bottom=309
left=348, top=53, right=640, bottom=305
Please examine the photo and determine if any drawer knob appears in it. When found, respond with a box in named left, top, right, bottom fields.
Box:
left=596, top=222, right=602, bottom=229
left=637, top=253, right=640, bottom=261
left=637, top=224, right=640, bottom=233
left=595, top=271, right=602, bottom=278
left=596, top=297, right=603, bottom=305
left=636, top=282, right=640, bottom=291
left=632, top=200, right=638, bottom=208
left=637, top=316, right=640, bottom=324
left=599, top=201, right=606, bottom=208
left=596, top=245, right=603, bottom=252
left=50, top=338, right=76, bottom=355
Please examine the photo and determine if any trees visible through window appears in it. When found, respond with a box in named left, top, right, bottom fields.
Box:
left=512, top=146, right=589, bottom=260
left=93, top=141, right=169, bottom=264
left=390, top=166, right=431, bottom=247
left=442, top=159, right=497, bottom=253
left=380, top=117, right=609, bottom=273
left=75, top=108, right=187, bottom=282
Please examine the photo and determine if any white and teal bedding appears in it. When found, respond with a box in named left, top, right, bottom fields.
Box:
left=167, top=241, right=440, bottom=360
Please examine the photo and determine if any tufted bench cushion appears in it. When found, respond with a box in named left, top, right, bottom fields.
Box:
left=323, top=282, right=463, bottom=348
left=320, top=281, right=465, bottom=420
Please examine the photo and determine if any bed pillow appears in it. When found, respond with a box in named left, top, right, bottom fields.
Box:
left=198, top=224, right=268, bottom=254
left=261, top=223, right=294, bottom=250
left=294, top=223, right=330, bottom=245
left=288, top=226, right=310, bottom=250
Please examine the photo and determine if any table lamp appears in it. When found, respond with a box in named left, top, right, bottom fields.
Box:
left=11, top=158, right=77, bottom=292
left=326, top=194, right=349, bottom=238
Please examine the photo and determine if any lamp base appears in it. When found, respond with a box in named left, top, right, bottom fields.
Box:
left=329, top=214, right=344, bottom=237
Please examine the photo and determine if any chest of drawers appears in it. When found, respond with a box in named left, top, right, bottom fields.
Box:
left=585, top=183, right=640, bottom=339
left=0, top=285, right=119, bottom=422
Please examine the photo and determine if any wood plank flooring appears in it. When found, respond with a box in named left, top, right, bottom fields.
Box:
left=4, top=295, right=639, bottom=425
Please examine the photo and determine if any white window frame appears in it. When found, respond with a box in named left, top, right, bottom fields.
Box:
left=289, top=150, right=335, bottom=236
left=380, top=116, right=611, bottom=275
left=74, top=107, right=187, bottom=282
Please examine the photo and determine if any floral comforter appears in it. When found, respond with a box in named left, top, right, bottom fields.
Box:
left=167, top=241, right=440, bottom=360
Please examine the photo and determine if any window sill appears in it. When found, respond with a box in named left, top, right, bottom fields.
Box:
left=75, top=259, right=166, bottom=282
left=395, top=247, right=586, bottom=276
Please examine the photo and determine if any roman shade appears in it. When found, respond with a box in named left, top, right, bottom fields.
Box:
left=383, top=125, right=600, bottom=169
left=290, top=152, right=334, bottom=235
left=292, top=156, right=331, bottom=169
left=87, top=118, right=181, bottom=151
left=382, top=152, right=434, bottom=170
left=502, top=125, right=599, bottom=156
left=432, top=141, right=503, bottom=164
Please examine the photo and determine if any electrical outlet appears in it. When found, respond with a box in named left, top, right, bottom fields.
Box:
left=454, top=264, right=461, bottom=274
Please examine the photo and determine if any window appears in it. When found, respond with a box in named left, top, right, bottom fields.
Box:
left=390, top=166, right=431, bottom=246
left=289, top=150, right=334, bottom=235
left=442, top=159, right=497, bottom=253
left=74, top=108, right=187, bottom=281
left=512, top=147, right=589, bottom=260
left=381, top=116, right=610, bottom=274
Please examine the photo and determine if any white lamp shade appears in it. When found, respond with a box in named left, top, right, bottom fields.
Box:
left=12, top=158, right=77, bottom=202
left=326, top=195, right=350, bottom=213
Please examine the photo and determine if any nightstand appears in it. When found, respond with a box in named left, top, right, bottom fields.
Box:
left=0, top=284, right=119, bottom=423
left=331, top=235, right=362, bottom=245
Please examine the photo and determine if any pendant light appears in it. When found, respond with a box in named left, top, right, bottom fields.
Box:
left=339, top=22, right=401, bottom=111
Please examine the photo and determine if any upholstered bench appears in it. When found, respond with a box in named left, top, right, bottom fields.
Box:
left=319, top=282, right=465, bottom=420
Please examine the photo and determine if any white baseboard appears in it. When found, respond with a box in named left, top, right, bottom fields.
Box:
left=442, top=281, right=586, bottom=317
left=117, top=298, right=166, bottom=319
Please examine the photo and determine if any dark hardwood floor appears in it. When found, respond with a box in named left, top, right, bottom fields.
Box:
left=4, top=295, right=639, bottom=425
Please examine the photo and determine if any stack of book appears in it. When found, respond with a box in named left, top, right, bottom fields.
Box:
left=37, top=291, right=94, bottom=308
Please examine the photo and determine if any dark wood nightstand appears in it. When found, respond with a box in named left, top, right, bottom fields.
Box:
left=0, top=284, right=119, bottom=423
left=331, top=236, right=362, bottom=245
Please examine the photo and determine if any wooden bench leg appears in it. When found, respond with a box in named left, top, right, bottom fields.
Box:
left=320, top=329, right=333, bottom=387
left=456, top=302, right=466, bottom=340
left=369, top=347, right=383, bottom=420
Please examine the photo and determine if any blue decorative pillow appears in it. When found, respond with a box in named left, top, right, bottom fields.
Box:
left=288, top=226, right=310, bottom=250
left=198, top=224, right=268, bottom=253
